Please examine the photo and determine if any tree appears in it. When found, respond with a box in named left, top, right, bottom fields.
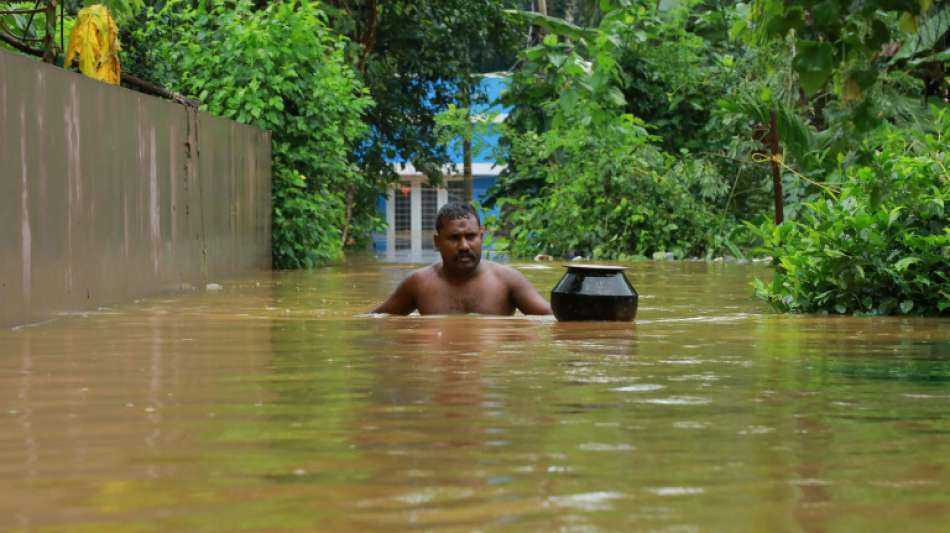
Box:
left=323, top=0, right=524, bottom=208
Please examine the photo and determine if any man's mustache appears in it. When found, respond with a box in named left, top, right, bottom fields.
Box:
left=456, top=251, right=476, bottom=260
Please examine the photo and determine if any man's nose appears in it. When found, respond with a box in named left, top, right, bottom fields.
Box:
left=458, top=238, right=470, bottom=251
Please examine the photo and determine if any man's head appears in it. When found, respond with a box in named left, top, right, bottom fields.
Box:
left=434, top=202, right=483, bottom=275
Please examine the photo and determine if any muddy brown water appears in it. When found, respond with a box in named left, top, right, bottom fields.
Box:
left=2, top=258, right=949, bottom=531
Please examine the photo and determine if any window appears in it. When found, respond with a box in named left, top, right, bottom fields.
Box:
left=394, top=182, right=411, bottom=232
left=447, top=179, right=464, bottom=204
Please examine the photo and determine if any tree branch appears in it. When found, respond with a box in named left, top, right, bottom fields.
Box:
left=356, top=0, right=378, bottom=76
left=0, top=7, right=46, bottom=15
left=0, top=30, right=43, bottom=56
left=122, top=73, right=200, bottom=107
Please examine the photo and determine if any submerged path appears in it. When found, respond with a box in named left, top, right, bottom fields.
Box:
left=1, top=258, right=949, bottom=531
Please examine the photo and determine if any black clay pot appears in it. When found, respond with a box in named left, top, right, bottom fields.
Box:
left=550, top=264, right=638, bottom=321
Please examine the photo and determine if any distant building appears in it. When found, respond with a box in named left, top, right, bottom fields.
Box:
left=374, top=75, right=508, bottom=259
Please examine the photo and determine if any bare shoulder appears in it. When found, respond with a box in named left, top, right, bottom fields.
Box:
left=485, top=261, right=531, bottom=285
left=372, top=264, right=438, bottom=315
left=404, top=264, right=440, bottom=286
left=484, top=261, right=552, bottom=315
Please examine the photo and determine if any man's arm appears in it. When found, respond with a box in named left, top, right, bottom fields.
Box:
left=504, top=267, right=552, bottom=315
left=372, top=274, right=418, bottom=315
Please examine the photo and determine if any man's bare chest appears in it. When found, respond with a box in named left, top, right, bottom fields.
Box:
left=416, top=275, right=514, bottom=315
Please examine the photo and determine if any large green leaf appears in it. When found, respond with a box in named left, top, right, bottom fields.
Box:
left=793, top=40, right=834, bottom=94
left=908, top=48, right=950, bottom=64
left=504, top=9, right=598, bottom=43
left=891, top=3, right=950, bottom=62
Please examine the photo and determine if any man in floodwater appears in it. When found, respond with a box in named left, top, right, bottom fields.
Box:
left=373, top=202, right=552, bottom=316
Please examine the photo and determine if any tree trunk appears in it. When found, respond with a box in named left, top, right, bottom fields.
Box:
left=536, top=0, right=547, bottom=16
left=341, top=185, right=355, bottom=247
left=463, top=133, right=473, bottom=203
left=462, top=88, right=473, bottom=203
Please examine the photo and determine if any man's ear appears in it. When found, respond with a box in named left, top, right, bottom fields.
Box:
left=432, top=231, right=439, bottom=248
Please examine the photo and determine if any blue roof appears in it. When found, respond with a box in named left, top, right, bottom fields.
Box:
left=476, top=76, right=511, bottom=114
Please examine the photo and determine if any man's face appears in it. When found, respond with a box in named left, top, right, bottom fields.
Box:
left=434, top=215, right=483, bottom=274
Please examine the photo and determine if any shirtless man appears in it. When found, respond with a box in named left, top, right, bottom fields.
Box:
left=373, top=202, right=552, bottom=316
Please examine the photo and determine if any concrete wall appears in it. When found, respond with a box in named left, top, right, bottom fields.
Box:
left=0, top=51, right=272, bottom=328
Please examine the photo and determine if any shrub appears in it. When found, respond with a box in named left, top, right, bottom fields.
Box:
left=496, top=130, right=728, bottom=259
left=751, top=111, right=950, bottom=315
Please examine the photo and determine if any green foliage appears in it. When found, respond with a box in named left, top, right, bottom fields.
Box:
left=126, top=0, right=372, bottom=268
left=272, top=170, right=344, bottom=268
left=702, top=0, right=945, bottom=222
left=92, top=0, right=144, bottom=24
left=434, top=102, right=500, bottom=172
left=615, top=2, right=727, bottom=154
left=746, top=0, right=940, bottom=123
left=750, top=111, right=950, bottom=316
left=0, top=2, right=59, bottom=54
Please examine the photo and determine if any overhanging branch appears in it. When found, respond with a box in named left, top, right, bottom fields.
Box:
left=0, top=29, right=43, bottom=55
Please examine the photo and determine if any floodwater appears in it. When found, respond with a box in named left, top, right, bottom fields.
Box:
left=2, top=258, right=949, bottom=532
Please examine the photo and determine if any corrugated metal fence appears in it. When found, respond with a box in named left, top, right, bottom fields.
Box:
left=1, top=50, right=272, bottom=328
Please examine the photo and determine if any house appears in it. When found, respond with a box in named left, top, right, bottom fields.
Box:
left=374, top=75, right=508, bottom=260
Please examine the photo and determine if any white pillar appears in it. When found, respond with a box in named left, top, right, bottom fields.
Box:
left=437, top=186, right=448, bottom=211
left=385, top=186, right=395, bottom=259
left=410, top=177, right=422, bottom=256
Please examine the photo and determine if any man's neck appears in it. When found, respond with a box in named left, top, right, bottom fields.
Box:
left=439, top=262, right=483, bottom=283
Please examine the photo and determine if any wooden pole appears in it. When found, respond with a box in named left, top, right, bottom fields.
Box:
left=768, top=110, right=784, bottom=225
left=43, top=0, right=56, bottom=63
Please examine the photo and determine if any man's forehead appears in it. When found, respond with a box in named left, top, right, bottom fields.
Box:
left=438, top=215, right=480, bottom=232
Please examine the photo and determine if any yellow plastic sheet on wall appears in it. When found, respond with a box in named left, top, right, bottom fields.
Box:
left=65, top=5, right=121, bottom=85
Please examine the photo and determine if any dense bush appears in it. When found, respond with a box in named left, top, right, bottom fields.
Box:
left=490, top=3, right=733, bottom=259
left=751, top=111, right=950, bottom=316
left=127, top=0, right=372, bottom=268
left=496, top=129, right=728, bottom=259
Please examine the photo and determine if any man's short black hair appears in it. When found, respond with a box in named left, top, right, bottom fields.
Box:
left=435, top=202, right=480, bottom=232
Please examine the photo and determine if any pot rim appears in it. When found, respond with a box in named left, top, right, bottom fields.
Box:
left=562, top=264, right=627, bottom=272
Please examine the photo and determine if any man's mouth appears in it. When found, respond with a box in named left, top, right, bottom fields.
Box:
left=457, top=254, right=475, bottom=262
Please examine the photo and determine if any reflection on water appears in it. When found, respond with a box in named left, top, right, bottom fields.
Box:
left=1, top=258, right=949, bottom=531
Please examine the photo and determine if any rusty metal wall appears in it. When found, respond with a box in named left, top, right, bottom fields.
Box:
left=0, top=51, right=272, bottom=328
